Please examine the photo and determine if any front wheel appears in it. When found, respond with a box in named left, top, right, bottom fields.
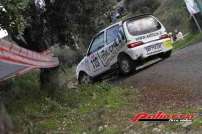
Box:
left=118, top=55, right=135, bottom=75
left=78, top=73, right=93, bottom=85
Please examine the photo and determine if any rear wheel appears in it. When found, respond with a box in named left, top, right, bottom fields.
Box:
left=118, top=55, right=135, bottom=75
left=78, top=72, right=93, bottom=85
left=160, top=50, right=172, bottom=59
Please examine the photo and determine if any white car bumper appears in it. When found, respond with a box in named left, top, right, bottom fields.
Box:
left=125, top=39, right=173, bottom=60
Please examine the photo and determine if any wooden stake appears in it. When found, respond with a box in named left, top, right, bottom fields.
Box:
left=192, top=14, right=202, bottom=32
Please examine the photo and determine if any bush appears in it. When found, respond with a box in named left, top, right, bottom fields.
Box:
left=125, top=0, right=160, bottom=14
left=1, top=73, right=128, bottom=133
left=154, top=0, right=191, bottom=33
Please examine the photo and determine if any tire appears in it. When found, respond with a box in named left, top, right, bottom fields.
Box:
left=118, top=55, right=135, bottom=75
left=78, top=72, right=93, bottom=85
left=160, top=50, right=172, bottom=59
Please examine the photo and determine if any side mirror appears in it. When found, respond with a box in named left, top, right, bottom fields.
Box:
left=87, top=51, right=91, bottom=56
left=157, top=24, right=161, bottom=29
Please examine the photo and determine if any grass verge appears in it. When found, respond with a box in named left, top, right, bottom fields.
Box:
left=2, top=72, right=202, bottom=133
left=2, top=73, right=132, bottom=134
left=173, top=33, right=202, bottom=50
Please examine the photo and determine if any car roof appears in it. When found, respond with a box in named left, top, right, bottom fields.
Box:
left=95, top=14, right=153, bottom=36
left=97, top=21, right=123, bottom=35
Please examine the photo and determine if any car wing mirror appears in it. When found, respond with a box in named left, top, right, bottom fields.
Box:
left=157, top=24, right=161, bottom=29
left=87, top=52, right=91, bottom=56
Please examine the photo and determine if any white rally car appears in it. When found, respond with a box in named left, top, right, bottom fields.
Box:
left=76, top=15, right=173, bottom=84
left=0, top=27, right=8, bottom=39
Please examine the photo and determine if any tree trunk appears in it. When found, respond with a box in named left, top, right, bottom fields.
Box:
left=40, top=67, right=61, bottom=95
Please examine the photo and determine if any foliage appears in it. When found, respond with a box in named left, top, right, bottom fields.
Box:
left=2, top=72, right=128, bottom=133
left=124, top=0, right=160, bottom=14
left=0, top=0, right=115, bottom=51
left=42, top=0, right=114, bottom=49
left=154, top=0, right=191, bottom=33
left=173, top=33, right=202, bottom=50
left=0, top=0, right=29, bottom=33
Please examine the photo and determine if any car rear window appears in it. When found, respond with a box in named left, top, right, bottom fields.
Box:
left=126, top=16, right=161, bottom=36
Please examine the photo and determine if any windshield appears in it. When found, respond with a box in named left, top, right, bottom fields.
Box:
left=126, top=16, right=161, bottom=36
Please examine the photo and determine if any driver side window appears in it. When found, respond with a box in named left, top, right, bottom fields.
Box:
left=89, top=32, right=105, bottom=54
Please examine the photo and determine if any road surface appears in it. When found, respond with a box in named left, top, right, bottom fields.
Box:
left=110, top=42, right=202, bottom=106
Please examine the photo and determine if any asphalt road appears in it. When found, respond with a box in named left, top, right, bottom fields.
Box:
left=111, top=42, right=202, bottom=105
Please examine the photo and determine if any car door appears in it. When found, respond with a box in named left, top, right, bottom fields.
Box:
left=86, top=32, right=107, bottom=76
left=98, top=25, right=124, bottom=67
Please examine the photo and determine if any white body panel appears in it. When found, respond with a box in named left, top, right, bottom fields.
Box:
left=0, top=28, right=8, bottom=39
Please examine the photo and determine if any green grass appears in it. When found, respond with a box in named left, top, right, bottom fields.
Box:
left=173, top=33, right=202, bottom=50
left=2, top=69, right=202, bottom=133
left=3, top=73, right=129, bottom=134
